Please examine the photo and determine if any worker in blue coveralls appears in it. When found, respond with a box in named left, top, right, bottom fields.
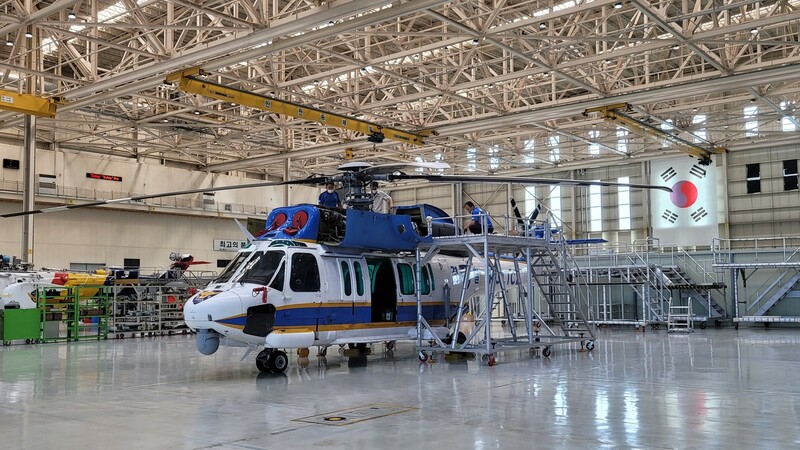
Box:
left=463, top=201, right=494, bottom=234
left=318, top=182, right=342, bottom=208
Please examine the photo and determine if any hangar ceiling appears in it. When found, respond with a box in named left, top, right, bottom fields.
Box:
left=1, top=0, right=799, bottom=179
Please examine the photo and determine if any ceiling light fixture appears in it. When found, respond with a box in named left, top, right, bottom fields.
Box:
left=750, top=28, right=758, bottom=34
left=672, top=44, right=680, bottom=50
left=67, top=11, right=77, bottom=20
left=472, top=38, right=480, bottom=45
left=5, top=40, right=12, bottom=47
left=193, top=110, right=201, bottom=115
left=24, top=26, right=32, bottom=38
left=614, top=1, right=623, bottom=8
left=539, top=22, right=547, bottom=30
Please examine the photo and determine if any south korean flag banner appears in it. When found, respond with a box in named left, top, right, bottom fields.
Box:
left=650, top=157, right=719, bottom=247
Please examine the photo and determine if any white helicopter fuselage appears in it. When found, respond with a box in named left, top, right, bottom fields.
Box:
left=183, top=239, right=511, bottom=355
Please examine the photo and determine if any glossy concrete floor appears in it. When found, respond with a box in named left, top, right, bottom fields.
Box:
left=2, top=327, right=800, bottom=449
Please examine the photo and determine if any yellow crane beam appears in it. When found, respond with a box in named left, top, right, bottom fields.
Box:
left=166, top=68, right=429, bottom=146
left=0, top=89, right=61, bottom=118
left=584, top=103, right=727, bottom=166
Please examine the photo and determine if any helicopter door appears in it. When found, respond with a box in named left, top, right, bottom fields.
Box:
left=365, top=257, right=397, bottom=322
left=339, top=259, right=367, bottom=323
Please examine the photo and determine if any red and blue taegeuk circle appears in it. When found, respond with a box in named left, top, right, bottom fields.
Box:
left=670, top=180, right=698, bottom=208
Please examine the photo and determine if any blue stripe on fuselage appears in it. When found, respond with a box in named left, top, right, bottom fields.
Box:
left=215, top=303, right=450, bottom=327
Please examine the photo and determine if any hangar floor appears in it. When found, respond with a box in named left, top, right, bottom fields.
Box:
left=1, top=328, right=799, bottom=449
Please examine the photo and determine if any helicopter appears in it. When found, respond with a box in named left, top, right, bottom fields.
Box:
left=2, top=161, right=671, bottom=373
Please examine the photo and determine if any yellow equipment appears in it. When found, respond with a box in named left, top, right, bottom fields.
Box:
left=0, top=89, right=61, bottom=118
left=166, top=68, right=428, bottom=146
left=584, top=103, right=727, bottom=166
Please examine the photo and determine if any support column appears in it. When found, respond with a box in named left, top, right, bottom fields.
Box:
left=21, top=115, right=36, bottom=265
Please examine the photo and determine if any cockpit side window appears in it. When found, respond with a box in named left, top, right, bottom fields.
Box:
left=239, top=251, right=285, bottom=285
left=213, top=252, right=251, bottom=283
left=290, top=253, right=320, bottom=292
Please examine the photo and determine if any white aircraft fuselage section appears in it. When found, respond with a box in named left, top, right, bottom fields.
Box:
left=183, top=239, right=508, bottom=351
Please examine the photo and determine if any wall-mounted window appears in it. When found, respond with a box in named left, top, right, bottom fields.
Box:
left=467, top=147, right=476, bottom=172
left=617, top=177, right=631, bottom=230
left=216, top=259, right=231, bottom=268
left=744, top=105, right=758, bottom=137
left=524, top=139, right=536, bottom=163
left=549, top=135, right=560, bottom=162
left=588, top=130, right=600, bottom=155
left=589, top=183, right=602, bottom=232
left=616, top=128, right=628, bottom=154
left=489, top=146, right=500, bottom=170
left=549, top=186, right=562, bottom=225
left=746, top=163, right=761, bottom=194
left=784, top=160, right=798, bottom=191
left=692, top=114, right=707, bottom=142
left=780, top=101, right=796, bottom=132
left=123, top=258, right=140, bottom=269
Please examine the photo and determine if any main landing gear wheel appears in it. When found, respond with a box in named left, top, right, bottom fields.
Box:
left=256, top=349, right=271, bottom=373
left=268, top=350, right=289, bottom=373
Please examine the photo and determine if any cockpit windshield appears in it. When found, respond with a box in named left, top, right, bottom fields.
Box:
left=213, top=251, right=251, bottom=284
left=238, top=251, right=285, bottom=288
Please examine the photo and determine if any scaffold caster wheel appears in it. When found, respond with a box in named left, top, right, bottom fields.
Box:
left=317, top=346, right=328, bottom=357
left=764, top=322, right=770, bottom=328
left=586, top=340, right=595, bottom=351
left=386, top=341, right=395, bottom=351
left=542, top=347, right=551, bottom=357
left=480, top=354, right=496, bottom=366
left=418, top=351, right=429, bottom=362
left=25, top=339, right=31, bottom=344
left=734, top=323, right=739, bottom=330
left=699, top=322, right=707, bottom=330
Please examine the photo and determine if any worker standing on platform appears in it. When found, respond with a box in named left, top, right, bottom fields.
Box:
left=464, top=201, right=494, bottom=234
left=318, top=182, right=342, bottom=209
left=371, top=182, right=393, bottom=214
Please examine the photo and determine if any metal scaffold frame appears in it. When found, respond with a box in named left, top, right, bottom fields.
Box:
left=414, top=224, right=595, bottom=364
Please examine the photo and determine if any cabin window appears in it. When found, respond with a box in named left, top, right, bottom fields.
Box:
left=354, top=261, right=365, bottom=296
left=397, top=263, right=415, bottom=295
left=290, top=253, right=320, bottom=292
left=341, top=261, right=352, bottom=296
left=213, top=252, right=250, bottom=283
left=414, top=264, right=431, bottom=295
left=239, top=251, right=285, bottom=285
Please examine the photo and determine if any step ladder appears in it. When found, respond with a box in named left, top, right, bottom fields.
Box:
left=667, top=297, right=693, bottom=333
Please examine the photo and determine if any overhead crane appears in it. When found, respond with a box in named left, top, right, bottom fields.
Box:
left=165, top=68, right=430, bottom=146
left=583, top=103, right=727, bottom=166
left=0, top=89, right=61, bottom=118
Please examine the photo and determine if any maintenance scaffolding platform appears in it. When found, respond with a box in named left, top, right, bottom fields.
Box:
left=414, top=223, right=595, bottom=364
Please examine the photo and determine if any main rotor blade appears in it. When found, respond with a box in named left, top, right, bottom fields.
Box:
left=362, top=161, right=450, bottom=175
left=388, top=174, right=673, bottom=192
left=1, top=176, right=330, bottom=219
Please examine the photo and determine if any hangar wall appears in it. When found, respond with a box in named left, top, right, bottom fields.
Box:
left=390, top=144, right=799, bottom=245
left=0, top=143, right=317, bottom=270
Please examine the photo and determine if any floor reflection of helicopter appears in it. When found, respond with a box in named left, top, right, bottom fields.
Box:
left=2, top=161, right=671, bottom=374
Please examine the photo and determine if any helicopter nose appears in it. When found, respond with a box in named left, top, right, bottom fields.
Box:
left=184, top=291, right=243, bottom=330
